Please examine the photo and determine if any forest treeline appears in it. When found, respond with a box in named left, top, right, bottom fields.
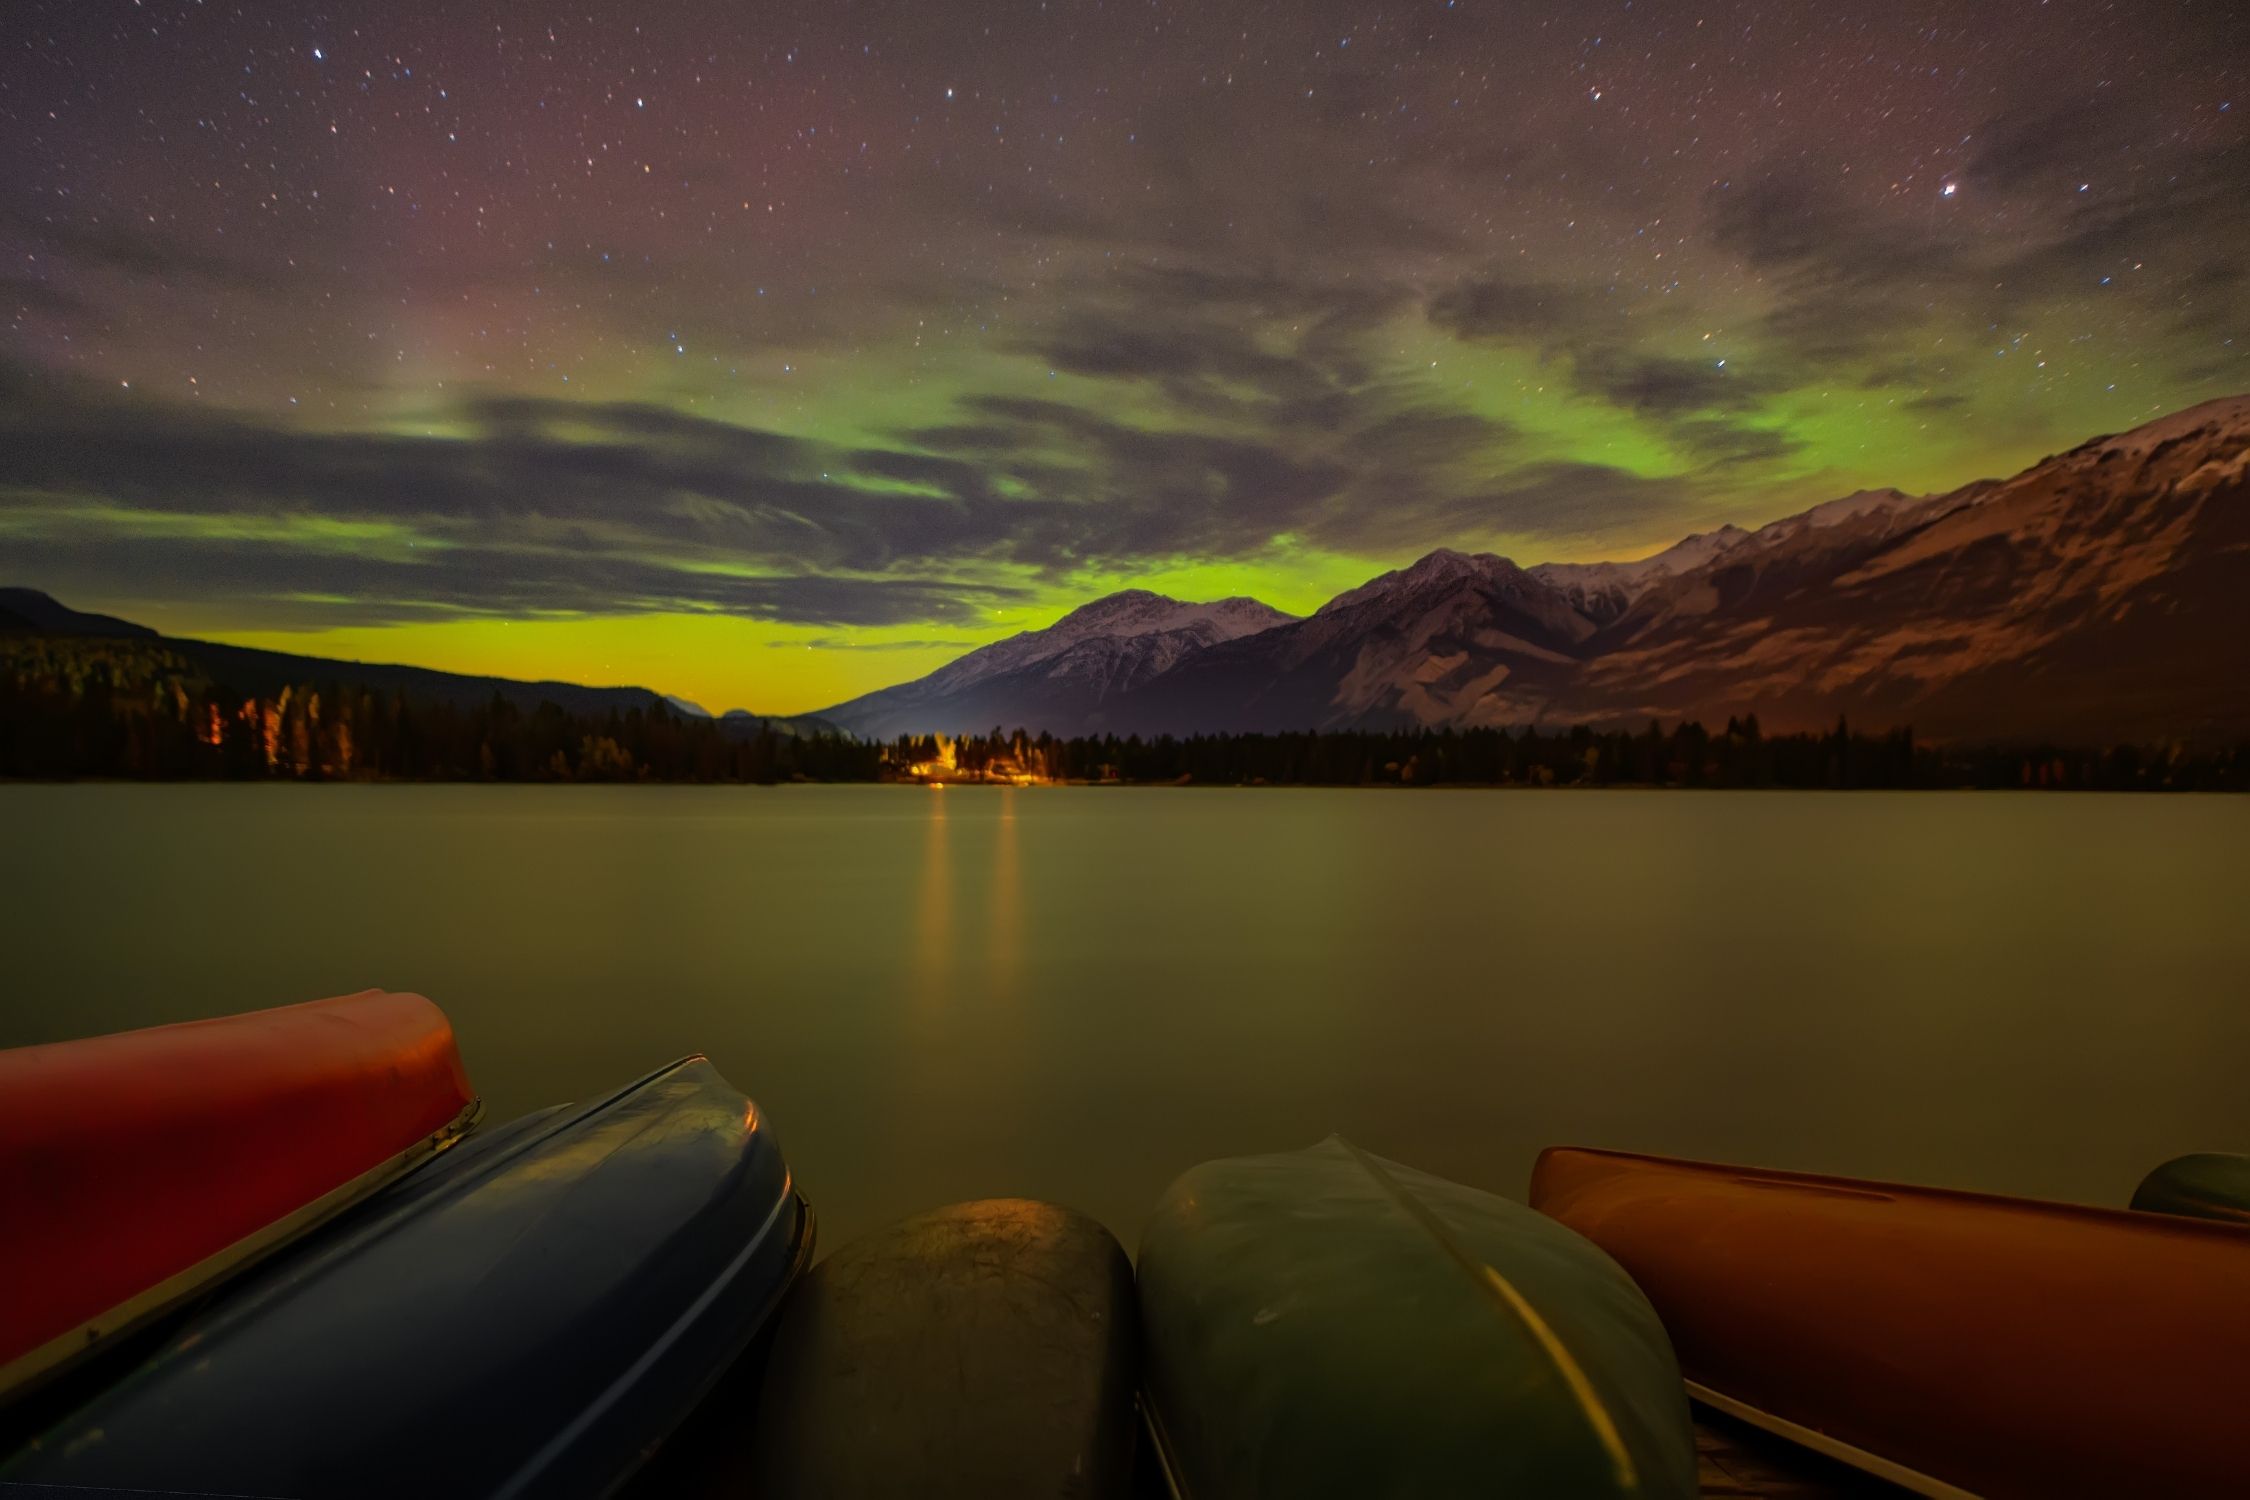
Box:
left=882, top=723, right=2250, bottom=791
left=0, top=637, right=879, bottom=782
left=5, top=635, right=2246, bottom=790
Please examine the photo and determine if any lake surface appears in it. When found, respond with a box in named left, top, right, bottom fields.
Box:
left=4, top=784, right=2246, bottom=1251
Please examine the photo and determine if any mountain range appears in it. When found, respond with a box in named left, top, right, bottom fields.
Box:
left=818, top=396, right=2250, bottom=744
left=816, top=591, right=1298, bottom=740
left=11, top=398, right=2244, bottom=746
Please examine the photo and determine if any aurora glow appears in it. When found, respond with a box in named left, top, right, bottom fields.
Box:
left=4, top=1, right=2244, bottom=713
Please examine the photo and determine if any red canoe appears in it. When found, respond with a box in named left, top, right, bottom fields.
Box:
left=1531, top=1147, right=2250, bottom=1499
left=0, top=991, right=477, bottom=1395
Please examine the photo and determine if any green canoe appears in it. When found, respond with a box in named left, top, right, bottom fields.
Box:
left=2131, top=1153, right=2250, bottom=1226
left=1137, top=1137, right=1697, bottom=1499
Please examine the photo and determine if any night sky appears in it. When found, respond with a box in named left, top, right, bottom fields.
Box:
left=4, top=2, right=2243, bottom=712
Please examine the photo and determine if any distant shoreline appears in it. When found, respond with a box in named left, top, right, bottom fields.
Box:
left=8, top=633, right=2245, bottom=791
left=3, top=776, right=2241, bottom=795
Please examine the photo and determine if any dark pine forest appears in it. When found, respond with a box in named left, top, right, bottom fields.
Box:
left=5, top=635, right=2246, bottom=791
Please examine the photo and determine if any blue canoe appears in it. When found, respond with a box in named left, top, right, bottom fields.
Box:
left=2, top=1056, right=812, bottom=1499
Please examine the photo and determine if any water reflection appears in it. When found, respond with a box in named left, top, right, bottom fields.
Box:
left=907, top=788, right=1028, bottom=1013
left=990, top=790, right=1024, bottom=1006
left=3, top=784, right=2246, bottom=1252
left=911, top=788, right=951, bottom=1011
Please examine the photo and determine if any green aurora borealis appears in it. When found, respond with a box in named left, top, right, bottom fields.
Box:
left=4, top=0, right=2244, bottom=712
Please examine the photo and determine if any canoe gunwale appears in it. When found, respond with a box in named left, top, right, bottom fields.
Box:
left=0, top=1095, right=482, bottom=1403
left=436, top=1056, right=816, bottom=1498
left=1551, top=1147, right=2250, bottom=1244
left=493, top=1181, right=816, bottom=1500
left=1684, top=1382, right=1975, bottom=1500
left=1138, top=1390, right=1190, bottom=1500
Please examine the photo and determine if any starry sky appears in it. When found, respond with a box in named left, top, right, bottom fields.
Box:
left=4, top=1, right=2244, bottom=712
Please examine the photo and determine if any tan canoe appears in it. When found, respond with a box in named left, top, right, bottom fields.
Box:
left=1531, top=1147, right=2250, bottom=1499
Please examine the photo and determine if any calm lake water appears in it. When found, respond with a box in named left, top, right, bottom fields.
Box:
left=4, top=784, right=2246, bottom=1251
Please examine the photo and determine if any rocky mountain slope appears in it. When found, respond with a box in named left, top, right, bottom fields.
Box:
left=1526, top=525, right=1758, bottom=625
left=1566, top=398, right=2250, bottom=743
left=817, top=590, right=1296, bottom=738
left=834, top=397, right=2250, bottom=744
left=1119, top=549, right=1597, bottom=735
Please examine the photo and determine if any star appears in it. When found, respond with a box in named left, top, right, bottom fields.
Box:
left=0, top=0, right=2237, bottom=719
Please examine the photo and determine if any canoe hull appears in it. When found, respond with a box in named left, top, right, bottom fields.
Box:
left=4, top=1057, right=810, bottom=1500
left=0, top=990, right=476, bottom=1394
left=1138, top=1137, right=1698, bottom=1500
left=2131, top=1151, right=2250, bottom=1226
left=1532, top=1147, right=2250, bottom=1499
left=734, top=1199, right=1138, bottom=1499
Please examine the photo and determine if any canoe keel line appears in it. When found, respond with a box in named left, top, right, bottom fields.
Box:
left=1338, top=1137, right=1640, bottom=1493
left=1137, top=1136, right=1699, bottom=1499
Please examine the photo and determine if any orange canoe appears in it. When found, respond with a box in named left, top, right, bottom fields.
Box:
left=0, top=990, right=477, bottom=1394
left=1531, top=1147, right=2250, bottom=1499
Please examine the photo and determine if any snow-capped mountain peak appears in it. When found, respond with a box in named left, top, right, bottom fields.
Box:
left=815, top=587, right=1298, bottom=737
left=1315, top=547, right=1527, bottom=616
left=818, top=394, right=2250, bottom=742
left=1528, top=491, right=1933, bottom=624
left=1797, top=488, right=1914, bottom=529
left=1527, top=526, right=1756, bottom=625
left=2062, top=393, right=2250, bottom=463
left=1050, top=589, right=1292, bottom=641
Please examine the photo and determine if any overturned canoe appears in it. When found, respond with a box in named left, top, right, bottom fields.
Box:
left=1138, top=1137, right=1698, bottom=1499
left=1532, top=1147, right=2250, bottom=1498
left=4, top=1056, right=811, bottom=1500
left=722, top=1199, right=1138, bottom=1498
left=2131, top=1151, right=2250, bottom=1226
left=0, top=989, right=477, bottom=1395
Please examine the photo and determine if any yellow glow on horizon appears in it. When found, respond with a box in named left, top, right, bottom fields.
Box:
left=190, top=546, right=1408, bottom=714
left=201, top=613, right=995, bottom=718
